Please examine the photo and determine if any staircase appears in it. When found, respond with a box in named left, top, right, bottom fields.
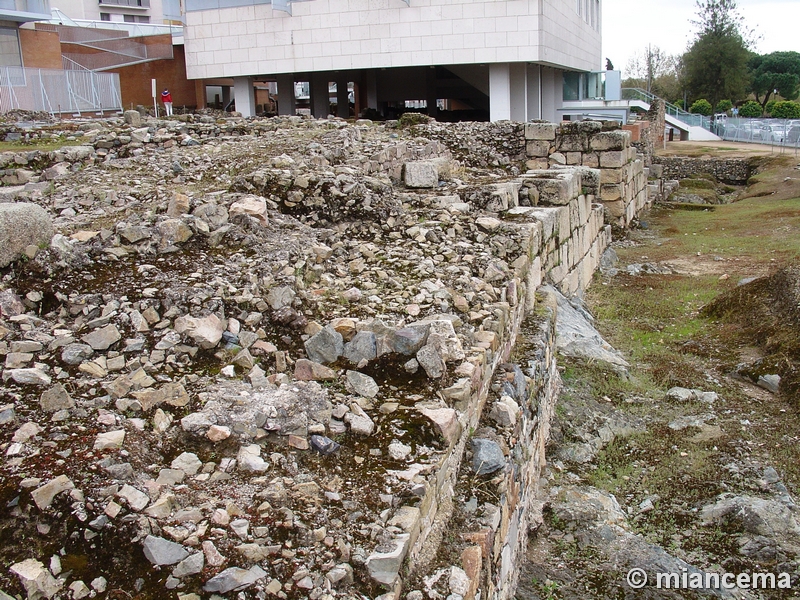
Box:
left=622, top=88, right=720, bottom=141
left=36, top=18, right=174, bottom=71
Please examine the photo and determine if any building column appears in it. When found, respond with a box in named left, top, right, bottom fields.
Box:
left=221, top=86, right=232, bottom=110
left=194, top=80, right=206, bottom=110
left=540, top=67, right=556, bottom=123
left=490, top=63, right=529, bottom=122
left=311, top=72, right=330, bottom=118
left=233, top=77, right=255, bottom=117
left=509, top=62, right=527, bottom=122
left=365, top=70, right=378, bottom=112
left=426, top=67, right=437, bottom=117
left=276, top=73, right=296, bottom=116
left=526, top=64, right=542, bottom=120
left=489, top=63, right=511, bottom=122
left=336, top=77, right=349, bottom=118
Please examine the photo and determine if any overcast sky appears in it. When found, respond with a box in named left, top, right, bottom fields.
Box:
left=602, top=0, right=800, bottom=74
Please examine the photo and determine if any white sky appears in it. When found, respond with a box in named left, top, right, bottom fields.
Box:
left=602, top=0, right=800, bottom=74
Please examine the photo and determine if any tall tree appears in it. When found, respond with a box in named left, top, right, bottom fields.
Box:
left=625, top=45, right=674, bottom=94
left=682, top=0, right=752, bottom=106
left=748, top=51, right=800, bottom=110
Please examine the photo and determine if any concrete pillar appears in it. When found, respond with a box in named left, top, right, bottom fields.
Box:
left=489, top=63, right=511, bottom=122
left=509, top=62, right=527, bottom=122
left=194, top=80, right=206, bottom=110
left=221, top=86, right=232, bottom=110
left=233, top=77, right=255, bottom=117
left=526, top=64, right=541, bottom=121
left=365, top=70, right=378, bottom=111
left=311, top=72, right=330, bottom=118
left=552, top=68, right=565, bottom=120
left=336, top=78, right=349, bottom=118
left=540, top=67, right=556, bottom=123
left=426, top=67, right=437, bottom=117
left=276, top=74, right=295, bottom=116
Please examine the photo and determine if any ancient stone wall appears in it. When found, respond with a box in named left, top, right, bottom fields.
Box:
left=652, top=157, right=751, bottom=184
left=346, top=166, right=609, bottom=599
left=455, top=298, right=559, bottom=600
left=523, top=121, right=649, bottom=229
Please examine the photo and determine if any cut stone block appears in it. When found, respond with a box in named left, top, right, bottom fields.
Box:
left=403, top=161, right=438, bottom=188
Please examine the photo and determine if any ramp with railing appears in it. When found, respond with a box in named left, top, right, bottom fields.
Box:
left=0, top=64, right=122, bottom=115
left=36, top=21, right=174, bottom=71
left=621, top=88, right=721, bottom=141
left=622, top=88, right=713, bottom=130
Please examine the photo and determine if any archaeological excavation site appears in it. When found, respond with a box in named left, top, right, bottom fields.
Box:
left=3, top=107, right=798, bottom=600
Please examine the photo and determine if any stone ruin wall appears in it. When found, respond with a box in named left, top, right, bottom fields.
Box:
left=652, top=156, right=752, bottom=185
left=523, top=121, right=650, bottom=229
left=370, top=121, right=651, bottom=598
left=360, top=163, right=615, bottom=598
left=0, top=114, right=656, bottom=600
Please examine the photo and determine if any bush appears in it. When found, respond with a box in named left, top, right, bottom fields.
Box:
left=715, top=99, right=732, bottom=114
left=397, top=112, right=433, bottom=128
left=770, top=101, right=800, bottom=119
left=765, top=99, right=778, bottom=116
left=739, top=101, right=762, bottom=118
left=690, top=99, right=713, bottom=115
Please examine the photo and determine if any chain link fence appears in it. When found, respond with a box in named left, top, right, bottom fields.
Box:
left=713, top=117, right=800, bottom=152
left=0, top=66, right=122, bottom=116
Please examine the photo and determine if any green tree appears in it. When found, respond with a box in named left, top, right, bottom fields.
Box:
left=771, top=101, right=800, bottom=119
left=625, top=45, right=675, bottom=94
left=682, top=0, right=752, bottom=107
left=690, top=99, right=713, bottom=115
left=748, top=51, right=800, bottom=110
left=739, top=100, right=762, bottom=117
left=716, top=99, right=733, bottom=113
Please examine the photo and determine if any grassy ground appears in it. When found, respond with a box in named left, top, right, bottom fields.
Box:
left=0, top=137, right=84, bottom=153
left=587, top=153, right=800, bottom=485
left=521, top=153, right=800, bottom=599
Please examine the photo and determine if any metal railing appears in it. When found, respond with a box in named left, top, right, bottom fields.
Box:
left=0, top=64, right=122, bottom=115
left=42, top=13, right=184, bottom=38
left=622, top=88, right=712, bottom=130
left=36, top=22, right=174, bottom=71
left=715, top=117, right=800, bottom=151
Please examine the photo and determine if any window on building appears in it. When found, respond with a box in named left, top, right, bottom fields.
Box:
left=100, top=12, right=111, bottom=19
left=594, top=0, right=600, bottom=31
left=0, top=27, right=22, bottom=68
left=123, top=14, right=150, bottom=22
left=563, top=72, right=581, bottom=101
left=99, top=0, right=151, bottom=7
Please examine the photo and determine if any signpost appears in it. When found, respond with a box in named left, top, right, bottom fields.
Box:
left=152, top=79, right=157, bottom=117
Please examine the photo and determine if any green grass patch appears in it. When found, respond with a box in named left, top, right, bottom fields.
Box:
left=0, top=137, right=85, bottom=153
left=654, top=197, right=800, bottom=263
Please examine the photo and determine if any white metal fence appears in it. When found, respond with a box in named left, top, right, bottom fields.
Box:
left=715, top=117, right=800, bottom=150
left=0, top=65, right=122, bottom=115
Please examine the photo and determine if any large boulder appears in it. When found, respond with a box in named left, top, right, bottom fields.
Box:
left=0, top=203, right=53, bottom=268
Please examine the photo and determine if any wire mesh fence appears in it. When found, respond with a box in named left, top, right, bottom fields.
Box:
left=714, top=117, right=800, bottom=151
left=0, top=66, right=122, bottom=115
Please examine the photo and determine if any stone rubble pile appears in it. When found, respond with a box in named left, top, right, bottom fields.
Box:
left=0, top=113, right=656, bottom=600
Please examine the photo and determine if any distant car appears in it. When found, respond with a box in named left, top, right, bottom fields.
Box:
left=763, top=123, right=791, bottom=142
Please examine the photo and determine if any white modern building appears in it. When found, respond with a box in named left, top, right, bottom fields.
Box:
left=51, top=0, right=183, bottom=25
left=182, top=0, right=603, bottom=121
